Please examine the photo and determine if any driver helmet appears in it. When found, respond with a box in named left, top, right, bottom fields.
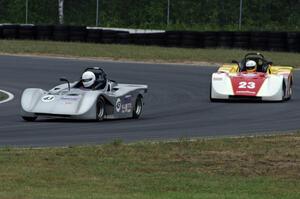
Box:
left=245, top=60, right=257, bottom=73
left=82, top=71, right=96, bottom=88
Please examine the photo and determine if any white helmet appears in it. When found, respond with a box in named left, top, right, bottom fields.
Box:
left=245, top=60, right=257, bottom=72
left=82, top=71, right=96, bottom=88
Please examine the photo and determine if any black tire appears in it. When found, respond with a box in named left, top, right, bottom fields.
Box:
left=133, top=96, right=143, bottom=119
left=2, top=24, right=19, bottom=39
left=101, top=30, right=117, bottom=44
left=36, top=25, right=54, bottom=40
left=22, top=116, right=37, bottom=122
left=286, top=80, right=293, bottom=101
left=0, top=25, right=3, bottom=39
left=69, top=26, right=87, bottom=42
left=53, top=25, right=69, bottom=41
left=282, top=81, right=287, bottom=101
left=96, top=97, right=105, bottom=121
left=18, top=25, right=36, bottom=40
left=86, top=29, right=102, bottom=43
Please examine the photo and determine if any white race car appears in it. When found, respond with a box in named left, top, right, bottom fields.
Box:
left=21, top=67, right=148, bottom=121
left=210, top=53, right=293, bottom=101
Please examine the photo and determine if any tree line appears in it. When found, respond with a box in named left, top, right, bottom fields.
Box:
left=0, top=0, right=299, bottom=31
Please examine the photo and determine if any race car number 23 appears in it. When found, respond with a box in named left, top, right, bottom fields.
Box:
left=238, top=81, right=256, bottom=89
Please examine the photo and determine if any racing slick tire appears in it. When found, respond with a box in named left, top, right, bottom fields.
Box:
left=96, top=97, right=105, bottom=121
left=286, top=81, right=293, bottom=101
left=133, top=95, right=143, bottom=119
left=22, top=116, right=37, bottom=122
left=282, top=81, right=289, bottom=102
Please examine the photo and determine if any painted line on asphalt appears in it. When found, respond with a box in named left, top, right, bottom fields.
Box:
left=0, top=89, right=14, bottom=104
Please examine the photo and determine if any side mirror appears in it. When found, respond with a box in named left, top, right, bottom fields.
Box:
left=60, top=77, right=70, bottom=91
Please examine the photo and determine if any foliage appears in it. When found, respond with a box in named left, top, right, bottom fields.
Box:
left=0, top=0, right=299, bottom=30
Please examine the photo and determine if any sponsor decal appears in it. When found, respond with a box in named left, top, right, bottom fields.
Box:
left=241, top=73, right=258, bottom=77
left=236, top=90, right=256, bottom=95
left=122, top=95, right=132, bottom=113
left=213, top=77, right=223, bottom=81
left=122, top=103, right=132, bottom=113
left=116, top=98, right=121, bottom=112
left=60, top=96, right=80, bottom=101
left=42, top=95, right=55, bottom=102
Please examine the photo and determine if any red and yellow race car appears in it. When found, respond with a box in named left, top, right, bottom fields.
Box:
left=210, top=53, right=293, bottom=101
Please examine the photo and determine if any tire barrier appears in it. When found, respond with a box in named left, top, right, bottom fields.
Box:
left=203, top=31, right=218, bottom=48
left=0, top=25, right=3, bottom=39
left=218, top=31, right=233, bottom=48
left=2, top=24, right=19, bottom=39
left=101, top=30, right=117, bottom=44
left=53, top=25, right=69, bottom=41
left=36, top=25, right=53, bottom=40
left=287, top=32, right=300, bottom=52
left=115, top=31, right=131, bottom=44
left=86, top=29, right=102, bottom=43
left=181, top=31, right=203, bottom=48
left=250, top=31, right=269, bottom=51
left=147, top=33, right=165, bottom=46
left=268, top=32, right=287, bottom=52
left=0, top=24, right=299, bottom=53
left=232, top=32, right=250, bottom=49
left=19, top=25, right=36, bottom=40
left=131, top=33, right=147, bottom=45
left=69, top=26, right=86, bottom=42
left=165, top=31, right=182, bottom=47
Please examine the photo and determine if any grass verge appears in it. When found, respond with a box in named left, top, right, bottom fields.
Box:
left=0, top=91, right=8, bottom=102
left=0, top=40, right=300, bottom=67
left=0, top=133, right=300, bottom=199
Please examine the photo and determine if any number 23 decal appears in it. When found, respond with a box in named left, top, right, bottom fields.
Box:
left=238, top=81, right=256, bottom=89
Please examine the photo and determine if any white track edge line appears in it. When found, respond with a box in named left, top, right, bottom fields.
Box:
left=0, top=89, right=14, bottom=104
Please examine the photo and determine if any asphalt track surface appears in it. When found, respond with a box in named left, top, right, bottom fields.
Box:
left=0, top=55, right=300, bottom=147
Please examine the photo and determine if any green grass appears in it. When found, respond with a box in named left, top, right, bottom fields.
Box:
left=0, top=40, right=300, bottom=67
left=0, top=134, right=300, bottom=199
left=0, top=91, right=8, bottom=102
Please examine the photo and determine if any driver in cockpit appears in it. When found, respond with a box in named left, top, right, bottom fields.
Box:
left=81, top=71, right=97, bottom=89
left=245, top=60, right=257, bottom=73
left=81, top=71, right=107, bottom=90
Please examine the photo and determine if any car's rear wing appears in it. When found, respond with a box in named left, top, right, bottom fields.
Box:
left=217, top=64, right=239, bottom=73
left=268, top=66, right=293, bottom=75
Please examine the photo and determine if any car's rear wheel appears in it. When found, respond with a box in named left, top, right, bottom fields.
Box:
left=286, top=81, right=293, bottom=101
left=282, top=81, right=287, bottom=101
left=96, top=97, right=105, bottom=121
left=22, top=116, right=37, bottom=122
left=133, top=96, right=143, bottom=119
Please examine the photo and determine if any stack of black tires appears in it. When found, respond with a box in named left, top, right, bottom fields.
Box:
left=0, top=24, right=299, bottom=52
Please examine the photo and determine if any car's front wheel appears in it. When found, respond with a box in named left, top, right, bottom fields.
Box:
left=286, top=79, right=293, bottom=101
left=133, top=96, right=143, bottom=119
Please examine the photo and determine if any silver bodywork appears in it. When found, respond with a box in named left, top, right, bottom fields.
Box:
left=21, top=80, right=148, bottom=120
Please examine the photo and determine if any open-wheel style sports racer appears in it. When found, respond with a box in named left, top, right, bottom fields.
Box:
left=21, top=67, right=148, bottom=121
left=210, top=53, right=293, bottom=101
